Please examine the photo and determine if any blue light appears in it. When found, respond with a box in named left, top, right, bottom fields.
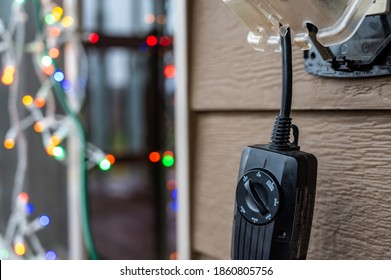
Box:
left=46, top=250, right=57, bottom=260
left=138, top=42, right=148, bottom=52
left=25, top=203, right=34, bottom=215
left=61, top=80, right=72, bottom=91
left=53, top=71, right=65, bottom=82
left=170, top=201, right=177, bottom=212
left=39, top=215, right=50, bottom=226
left=171, top=189, right=177, bottom=200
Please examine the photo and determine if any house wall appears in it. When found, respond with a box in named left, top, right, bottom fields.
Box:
left=189, top=0, right=391, bottom=259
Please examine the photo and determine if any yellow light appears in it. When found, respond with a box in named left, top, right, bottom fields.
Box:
left=22, top=95, right=33, bottom=107
left=14, top=243, right=26, bottom=256
left=34, top=122, right=45, bottom=133
left=52, top=6, right=63, bottom=21
left=1, top=65, right=15, bottom=85
left=50, top=135, right=61, bottom=146
left=61, top=16, right=74, bottom=28
left=4, top=138, right=15, bottom=150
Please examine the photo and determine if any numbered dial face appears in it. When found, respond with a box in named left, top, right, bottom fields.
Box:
left=236, top=169, right=280, bottom=225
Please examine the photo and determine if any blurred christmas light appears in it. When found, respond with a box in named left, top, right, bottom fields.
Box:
left=88, top=33, right=100, bottom=44
left=50, top=135, right=61, bottom=146
left=34, top=122, right=45, bottom=133
left=61, top=16, right=74, bottom=28
left=53, top=70, right=65, bottom=82
left=22, top=95, right=34, bottom=107
left=156, top=15, right=166, bottom=25
left=163, top=151, right=174, bottom=157
left=14, top=243, right=26, bottom=256
left=166, top=179, right=176, bottom=191
left=52, top=7, right=63, bottom=21
left=146, top=35, right=158, bottom=47
left=15, top=0, right=25, bottom=4
left=53, top=146, right=65, bottom=160
left=98, top=159, right=111, bottom=171
left=46, top=144, right=55, bottom=156
left=41, top=56, right=53, bottom=67
left=18, top=192, right=29, bottom=203
left=45, top=14, right=56, bottom=25
left=169, top=251, right=178, bottom=260
left=162, top=153, right=175, bottom=167
left=34, top=97, right=46, bottom=108
left=164, top=65, right=176, bottom=79
left=61, top=80, right=72, bottom=91
left=105, top=154, right=116, bottom=165
left=39, top=215, right=50, bottom=227
left=26, top=203, right=34, bottom=215
left=49, top=27, right=61, bottom=38
left=0, top=249, right=9, bottom=259
left=4, top=138, right=15, bottom=150
left=46, top=250, right=57, bottom=260
left=159, top=36, right=171, bottom=47
left=48, top=48, right=60, bottom=59
left=171, top=189, right=177, bottom=200
left=170, top=201, right=177, bottom=212
left=1, top=65, right=15, bottom=85
left=43, top=65, right=55, bottom=76
left=144, top=13, right=155, bottom=24
left=149, top=151, right=161, bottom=163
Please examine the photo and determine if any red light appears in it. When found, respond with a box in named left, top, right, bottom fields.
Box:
left=160, top=36, right=171, bottom=47
left=149, top=152, right=161, bottom=163
left=164, top=65, right=176, bottom=79
left=146, top=35, right=158, bottom=47
left=88, top=33, right=100, bottom=44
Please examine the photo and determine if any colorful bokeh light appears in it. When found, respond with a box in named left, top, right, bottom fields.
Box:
left=1, top=65, right=15, bottom=85
left=39, top=215, right=50, bottom=227
left=99, top=159, right=111, bottom=171
left=164, top=65, right=176, bottom=79
left=14, top=243, right=26, bottom=256
left=146, top=35, right=158, bottom=47
left=88, top=33, right=100, bottom=44
left=22, top=95, right=33, bottom=107
left=53, top=146, right=65, bottom=160
left=34, top=97, right=46, bottom=108
left=149, top=151, right=161, bottom=163
left=46, top=250, right=57, bottom=260
left=53, top=70, right=65, bottom=82
left=4, top=138, right=15, bottom=150
left=18, top=192, right=29, bottom=203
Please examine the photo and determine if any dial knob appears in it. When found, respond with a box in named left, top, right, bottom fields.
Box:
left=236, top=169, right=280, bottom=225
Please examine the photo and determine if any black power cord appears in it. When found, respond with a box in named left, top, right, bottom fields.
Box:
left=267, top=27, right=299, bottom=151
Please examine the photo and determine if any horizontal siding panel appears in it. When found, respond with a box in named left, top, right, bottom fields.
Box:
left=190, top=0, right=391, bottom=111
left=192, top=112, right=391, bottom=259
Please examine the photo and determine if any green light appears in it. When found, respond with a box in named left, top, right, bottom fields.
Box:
left=162, top=155, right=175, bottom=167
left=45, top=14, right=56, bottom=25
left=15, top=0, right=25, bottom=4
left=99, top=159, right=111, bottom=171
left=0, top=249, right=9, bottom=260
left=53, top=146, right=65, bottom=160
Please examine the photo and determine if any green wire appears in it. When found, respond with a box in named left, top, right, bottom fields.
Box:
left=32, top=0, right=99, bottom=260
left=52, top=83, right=99, bottom=260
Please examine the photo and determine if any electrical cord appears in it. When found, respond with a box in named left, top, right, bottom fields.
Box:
left=267, top=26, right=299, bottom=151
